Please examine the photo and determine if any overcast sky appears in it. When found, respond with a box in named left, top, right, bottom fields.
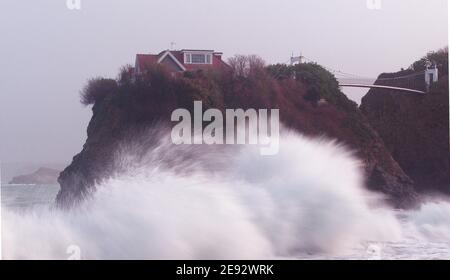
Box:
left=0, top=0, right=448, bottom=167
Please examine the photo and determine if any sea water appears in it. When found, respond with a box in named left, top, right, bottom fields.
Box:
left=1, top=184, right=59, bottom=211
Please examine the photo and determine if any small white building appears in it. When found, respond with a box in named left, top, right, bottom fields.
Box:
left=425, top=66, right=439, bottom=91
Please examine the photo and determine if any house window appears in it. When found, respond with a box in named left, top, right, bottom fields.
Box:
left=184, top=53, right=191, bottom=64
left=184, top=53, right=212, bottom=64
left=191, top=54, right=206, bottom=64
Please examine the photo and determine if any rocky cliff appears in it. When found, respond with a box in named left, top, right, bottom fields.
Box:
left=57, top=61, right=418, bottom=208
left=361, top=72, right=449, bottom=194
left=360, top=48, right=449, bottom=194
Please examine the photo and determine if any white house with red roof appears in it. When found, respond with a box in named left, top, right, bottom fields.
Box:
left=135, top=49, right=229, bottom=75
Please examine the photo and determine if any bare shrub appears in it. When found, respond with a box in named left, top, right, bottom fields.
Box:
left=118, top=64, right=134, bottom=85
left=80, top=78, right=118, bottom=106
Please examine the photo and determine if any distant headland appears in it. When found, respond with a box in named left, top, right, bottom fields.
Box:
left=9, top=167, right=61, bottom=185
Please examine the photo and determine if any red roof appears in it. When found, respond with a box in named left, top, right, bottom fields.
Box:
left=135, top=50, right=229, bottom=73
left=135, top=54, right=159, bottom=71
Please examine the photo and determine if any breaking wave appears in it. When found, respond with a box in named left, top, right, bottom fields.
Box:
left=2, top=129, right=449, bottom=259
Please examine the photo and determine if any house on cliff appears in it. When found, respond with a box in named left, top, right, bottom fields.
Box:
left=134, top=49, right=229, bottom=75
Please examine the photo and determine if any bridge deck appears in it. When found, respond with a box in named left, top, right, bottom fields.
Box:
left=339, top=83, right=426, bottom=94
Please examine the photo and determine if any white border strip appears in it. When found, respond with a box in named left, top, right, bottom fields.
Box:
left=0, top=160, right=3, bottom=260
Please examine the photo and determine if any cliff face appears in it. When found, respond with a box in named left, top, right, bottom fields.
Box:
left=360, top=76, right=449, bottom=193
left=57, top=63, right=417, bottom=208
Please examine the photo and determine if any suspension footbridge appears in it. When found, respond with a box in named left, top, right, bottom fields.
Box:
left=332, top=71, right=427, bottom=94
left=291, top=55, right=436, bottom=95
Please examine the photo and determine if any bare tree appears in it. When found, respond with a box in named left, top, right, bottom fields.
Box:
left=228, top=55, right=266, bottom=78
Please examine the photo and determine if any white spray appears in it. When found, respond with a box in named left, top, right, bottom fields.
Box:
left=3, top=129, right=447, bottom=259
